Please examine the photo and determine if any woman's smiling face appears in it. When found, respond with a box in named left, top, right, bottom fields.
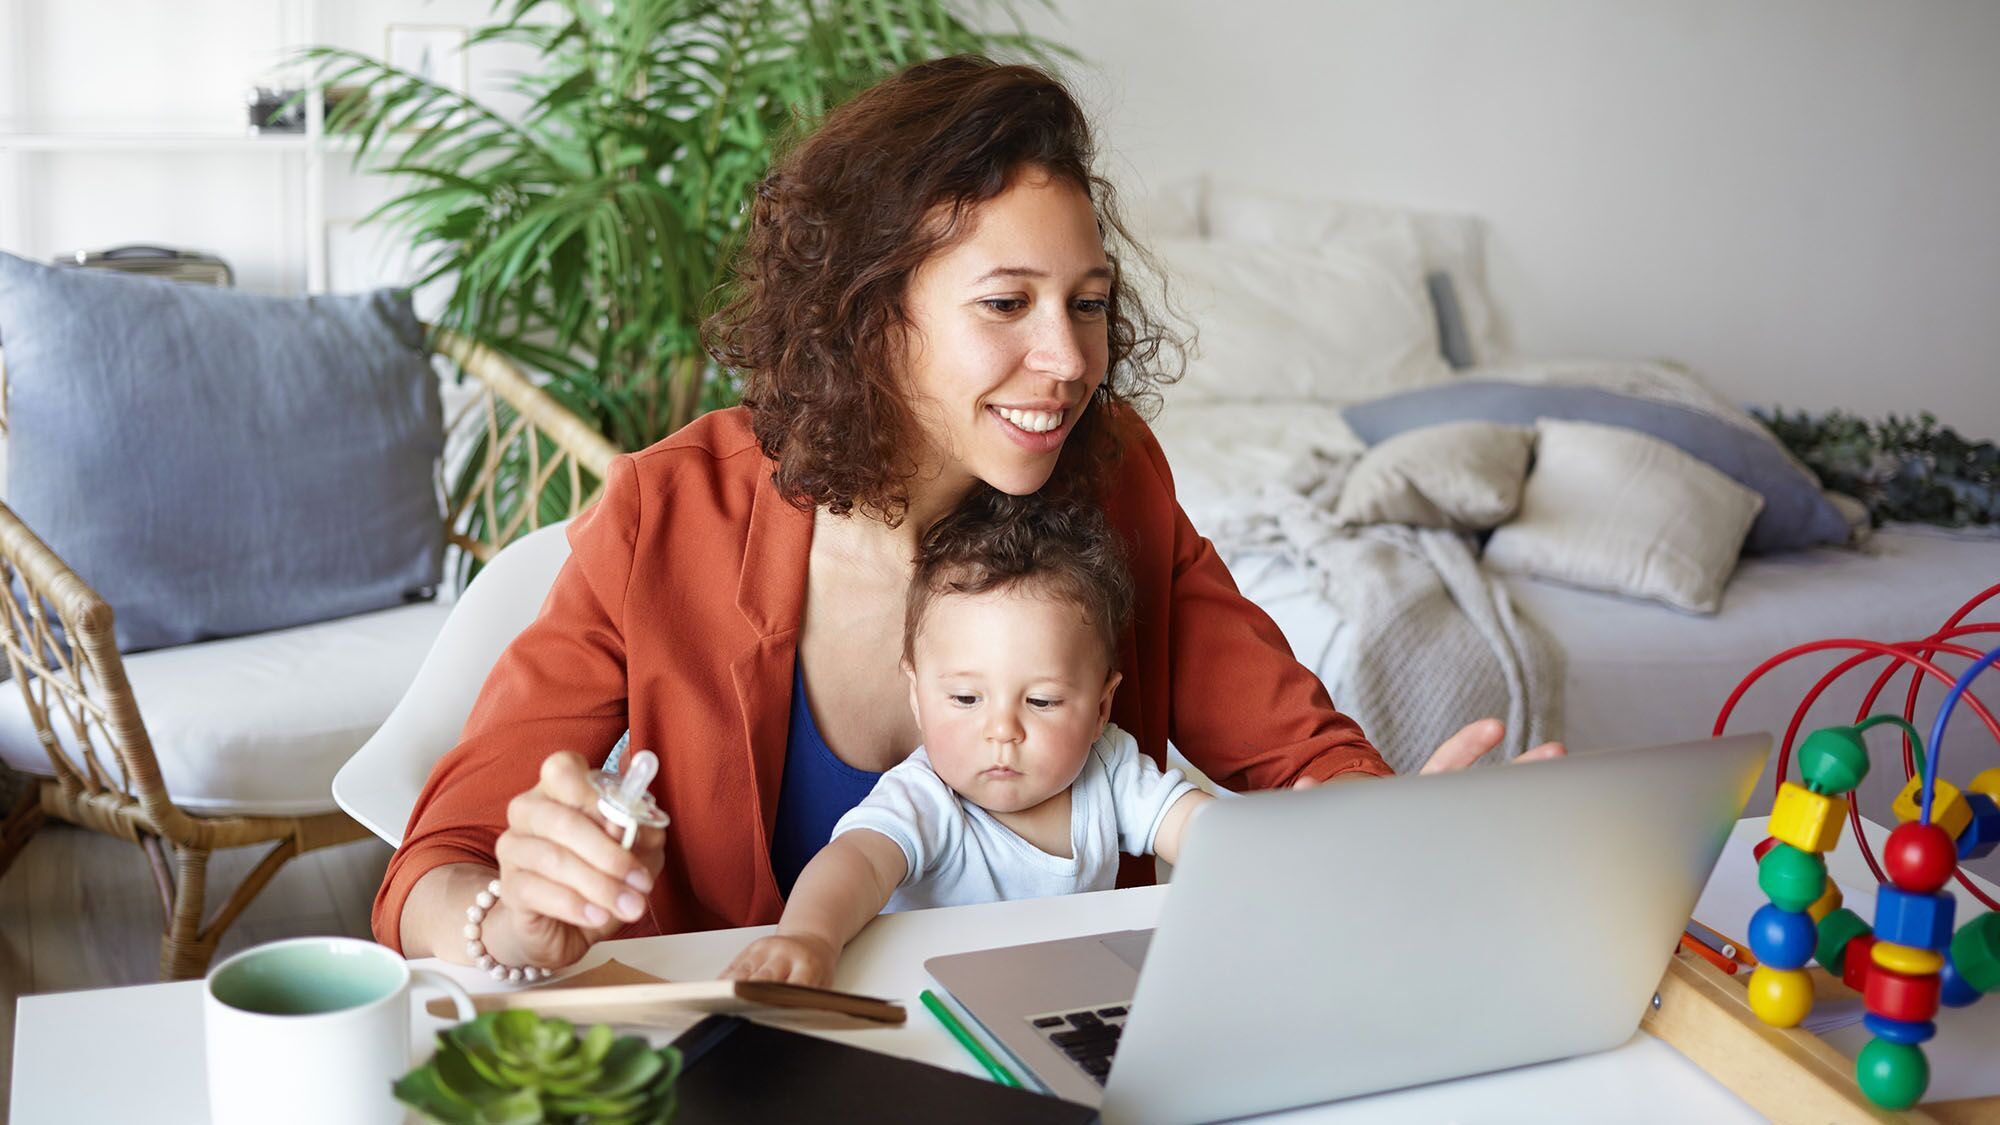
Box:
left=899, top=167, right=1113, bottom=500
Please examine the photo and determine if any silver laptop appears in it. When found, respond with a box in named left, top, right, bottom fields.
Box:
left=926, top=734, right=1768, bottom=1123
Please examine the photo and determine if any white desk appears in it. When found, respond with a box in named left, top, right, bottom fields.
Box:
left=13, top=817, right=1998, bottom=1123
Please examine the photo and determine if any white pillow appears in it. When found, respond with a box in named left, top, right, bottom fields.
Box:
left=1203, top=182, right=1505, bottom=365
left=1485, top=419, right=1765, bottom=614
left=1145, top=232, right=1451, bottom=405
left=1333, top=421, right=1532, bottom=531
left=1123, top=176, right=1205, bottom=241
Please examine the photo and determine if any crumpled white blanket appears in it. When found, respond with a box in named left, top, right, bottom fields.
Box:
left=1214, top=447, right=1565, bottom=774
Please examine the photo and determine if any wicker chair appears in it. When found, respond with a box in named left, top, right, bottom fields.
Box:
left=0, top=330, right=617, bottom=979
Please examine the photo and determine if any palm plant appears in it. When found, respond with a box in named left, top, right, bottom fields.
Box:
left=307, top=1, right=1064, bottom=554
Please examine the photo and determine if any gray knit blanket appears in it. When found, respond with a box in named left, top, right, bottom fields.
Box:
left=1214, top=447, right=1564, bottom=774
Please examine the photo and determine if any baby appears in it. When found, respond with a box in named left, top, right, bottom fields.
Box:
left=725, top=491, right=1212, bottom=988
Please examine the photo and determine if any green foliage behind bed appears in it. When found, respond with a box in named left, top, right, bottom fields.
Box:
left=1754, top=407, right=2000, bottom=528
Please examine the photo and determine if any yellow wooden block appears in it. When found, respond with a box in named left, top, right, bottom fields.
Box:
left=1972, top=767, right=2000, bottom=801
left=1805, top=878, right=1843, bottom=923
left=1746, top=965, right=1815, bottom=1028
left=1770, top=782, right=1847, bottom=853
left=1871, top=940, right=1944, bottom=976
left=1890, top=775, right=1972, bottom=838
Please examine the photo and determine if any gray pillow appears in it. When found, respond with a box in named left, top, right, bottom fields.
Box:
left=1341, top=380, right=1849, bottom=554
left=0, top=251, right=444, bottom=652
left=1425, top=271, right=1476, bottom=369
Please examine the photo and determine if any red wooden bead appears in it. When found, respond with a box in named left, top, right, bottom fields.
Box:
left=1842, top=935, right=1877, bottom=991
left=1753, top=835, right=1780, bottom=863
left=1883, top=821, right=1958, bottom=894
left=1864, top=964, right=1942, bottom=1024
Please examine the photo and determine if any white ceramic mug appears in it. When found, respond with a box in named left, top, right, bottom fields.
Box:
left=204, top=936, right=476, bottom=1125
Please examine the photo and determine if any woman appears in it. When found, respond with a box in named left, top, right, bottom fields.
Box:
left=381, top=56, right=1560, bottom=970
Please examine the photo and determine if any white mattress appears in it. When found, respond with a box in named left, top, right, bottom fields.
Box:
left=1148, top=402, right=2000, bottom=820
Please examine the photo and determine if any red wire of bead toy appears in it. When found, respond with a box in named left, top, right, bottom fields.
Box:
left=1725, top=585, right=2000, bottom=1111
left=1712, top=636, right=2000, bottom=911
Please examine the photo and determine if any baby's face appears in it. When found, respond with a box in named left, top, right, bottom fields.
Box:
left=905, top=585, right=1120, bottom=815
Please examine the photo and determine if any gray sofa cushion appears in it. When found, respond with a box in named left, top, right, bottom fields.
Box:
left=0, top=251, right=443, bottom=652
left=1342, top=380, right=1850, bottom=555
left=1425, top=271, right=1476, bottom=369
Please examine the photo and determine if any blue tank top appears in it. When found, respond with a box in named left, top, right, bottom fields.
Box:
left=768, top=660, right=885, bottom=897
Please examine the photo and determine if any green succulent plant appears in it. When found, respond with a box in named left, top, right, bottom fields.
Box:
left=394, top=1009, right=682, bottom=1125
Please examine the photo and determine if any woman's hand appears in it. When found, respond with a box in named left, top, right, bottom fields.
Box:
left=486, top=751, right=667, bottom=970
left=723, top=934, right=838, bottom=988
left=1419, top=718, right=1566, bottom=773
left=1292, top=719, right=1565, bottom=788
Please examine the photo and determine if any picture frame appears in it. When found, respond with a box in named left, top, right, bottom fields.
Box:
left=384, top=24, right=469, bottom=95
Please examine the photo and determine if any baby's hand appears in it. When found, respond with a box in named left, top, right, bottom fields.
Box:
left=722, top=934, right=838, bottom=988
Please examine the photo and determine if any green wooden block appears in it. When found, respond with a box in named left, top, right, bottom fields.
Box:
left=1798, top=727, right=1870, bottom=795
left=1950, top=912, right=2000, bottom=994
left=1758, top=843, right=1828, bottom=913
left=1856, top=1038, right=1929, bottom=1110
left=1815, top=907, right=1872, bottom=972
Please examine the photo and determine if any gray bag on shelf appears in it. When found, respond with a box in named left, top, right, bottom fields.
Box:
left=54, top=244, right=234, bottom=287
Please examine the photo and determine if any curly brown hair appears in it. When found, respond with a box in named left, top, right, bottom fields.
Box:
left=706, top=54, right=1180, bottom=524
left=903, top=487, right=1134, bottom=668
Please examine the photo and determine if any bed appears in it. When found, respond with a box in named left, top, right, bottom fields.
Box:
left=1132, top=181, right=2000, bottom=829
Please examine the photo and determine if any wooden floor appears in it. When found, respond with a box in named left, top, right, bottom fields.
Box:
left=0, top=823, right=389, bottom=1123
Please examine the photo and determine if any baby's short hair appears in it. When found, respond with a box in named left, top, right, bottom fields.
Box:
left=904, top=489, right=1134, bottom=667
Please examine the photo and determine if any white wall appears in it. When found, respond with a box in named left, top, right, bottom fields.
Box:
left=1025, top=0, right=2000, bottom=436
left=7, top=2, right=1997, bottom=436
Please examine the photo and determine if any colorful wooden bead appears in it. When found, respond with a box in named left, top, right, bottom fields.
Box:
left=1874, top=887, right=1956, bottom=952
left=1883, top=821, right=1959, bottom=895
left=1748, top=903, right=1817, bottom=970
left=1971, top=767, right=2000, bottom=801
left=1747, top=965, right=1815, bottom=1027
left=1815, top=907, right=1871, bottom=972
left=1752, top=835, right=1779, bottom=864
left=1806, top=877, right=1844, bottom=923
left=1758, top=843, right=1829, bottom=913
left=1872, top=940, right=1946, bottom=976
left=1864, top=964, right=1942, bottom=1023
left=1797, top=726, right=1871, bottom=794
left=1951, top=912, right=2000, bottom=994
left=1862, top=1013, right=1937, bottom=1044
left=1957, top=791, right=2000, bottom=862
left=1892, top=775, right=1973, bottom=838
left=1842, top=934, right=1878, bottom=991
left=1855, top=1038, right=1929, bottom=1110
left=1771, top=782, right=1848, bottom=853
left=1938, top=953, right=1981, bottom=1008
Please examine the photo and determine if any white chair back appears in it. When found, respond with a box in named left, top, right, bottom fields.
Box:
left=332, top=521, right=574, bottom=846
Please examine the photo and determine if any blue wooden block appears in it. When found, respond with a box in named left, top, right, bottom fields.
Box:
left=1958, top=792, right=2000, bottom=861
left=1939, top=954, right=1982, bottom=1008
left=1863, top=1013, right=1938, bottom=1044
left=1873, top=886, right=1956, bottom=952
left=1748, top=903, right=1817, bottom=970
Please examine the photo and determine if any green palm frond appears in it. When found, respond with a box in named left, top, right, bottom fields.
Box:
left=307, top=0, right=1058, bottom=479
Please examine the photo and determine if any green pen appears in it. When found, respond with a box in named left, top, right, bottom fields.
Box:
left=920, top=989, right=1024, bottom=1088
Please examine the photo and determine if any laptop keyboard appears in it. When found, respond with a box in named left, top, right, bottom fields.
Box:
left=1027, top=1004, right=1129, bottom=1085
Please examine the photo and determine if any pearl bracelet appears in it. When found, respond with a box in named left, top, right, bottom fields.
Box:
left=463, top=878, right=552, bottom=983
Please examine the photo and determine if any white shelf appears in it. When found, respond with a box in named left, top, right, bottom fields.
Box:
left=0, top=132, right=313, bottom=153
left=1, top=0, right=337, bottom=290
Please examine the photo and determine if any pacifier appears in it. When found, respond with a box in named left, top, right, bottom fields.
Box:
left=591, top=748, right=670, bottom=849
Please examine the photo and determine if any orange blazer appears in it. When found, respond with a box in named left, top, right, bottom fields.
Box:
left=373, top=406, right=1387, bottom=949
